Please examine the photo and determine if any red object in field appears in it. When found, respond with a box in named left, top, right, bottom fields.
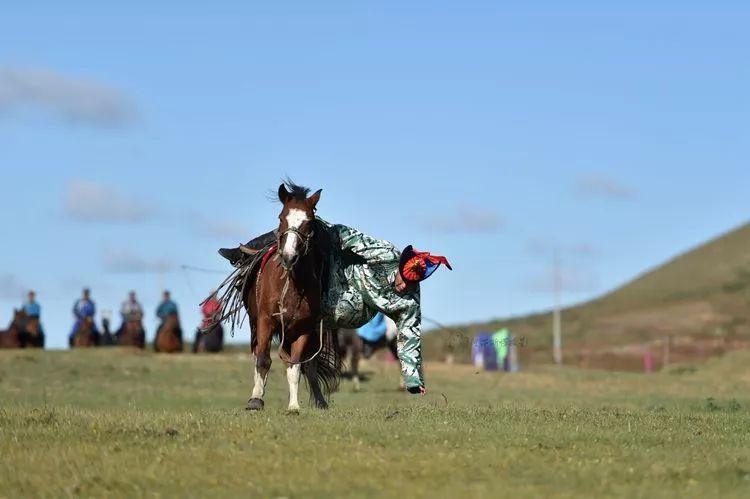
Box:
left=643, top=350, right=653, bottom=373
left=201, top=297, right=221, bottom=329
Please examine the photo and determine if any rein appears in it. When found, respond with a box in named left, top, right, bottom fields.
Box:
left=277, top=226, right=314, bottom=261
left=272, top=265, right=325, bottom=366
left=269, top=228, right=326, bottom=365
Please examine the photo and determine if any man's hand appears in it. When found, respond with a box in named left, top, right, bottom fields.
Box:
left=407, top=385, right=427, bottom=395
left=395, top=271, right=418, bottom=294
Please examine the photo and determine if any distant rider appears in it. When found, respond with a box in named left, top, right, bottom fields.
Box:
left=156, top=290, right=182, bottom=342
left=118, top=291, right=144, bottom=334
left=21, top=290, right=45, bottom=347
left=69, top=288, right=98, bottom=347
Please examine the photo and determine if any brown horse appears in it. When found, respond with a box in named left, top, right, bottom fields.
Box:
left=154, top=313, right=183, bottom=353
left=243, top=182, right=340, bottom=411
left=336, top=329, right=363, bottom=391
left=20, top=315, right=45, bottom=348
left=72, top=316, right=97, bottom=348
left=337, top=324, right=404, bottom=392
left=193, top=323, right=224, bottom=353
left=0, top=310, right=26, bottom=349
left=118, top=318, right=146, bottom=349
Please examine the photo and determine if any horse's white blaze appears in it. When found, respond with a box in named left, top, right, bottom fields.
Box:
left=251, top=365, right=267, bottom=399
left=282, top=208, right=308, bottom=260
left=287, top=364, right=301, bottom=411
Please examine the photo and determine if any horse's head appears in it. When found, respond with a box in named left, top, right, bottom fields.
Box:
left=277, top=182, right=322, bottom=271
left=12, top=309, right=27, bottom=328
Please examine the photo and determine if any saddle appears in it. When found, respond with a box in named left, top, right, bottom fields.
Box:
left=214, top=221, right=336, bottom=335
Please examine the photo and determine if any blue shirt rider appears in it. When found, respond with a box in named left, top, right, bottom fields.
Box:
left=156, top=290, right=181, bottom=340
left=22, top=290, right=41, bottom=318
left=21, top=290, right=45, bottom=347
left=70, top=288, right=97, bottom=344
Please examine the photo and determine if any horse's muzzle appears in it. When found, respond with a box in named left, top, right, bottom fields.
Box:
left=280, top=254, right=298, bottom=271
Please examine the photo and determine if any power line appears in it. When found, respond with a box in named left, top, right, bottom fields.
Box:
left=180, top=265, right=228, bottom=275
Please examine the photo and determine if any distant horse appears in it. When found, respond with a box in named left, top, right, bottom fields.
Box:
left=0, top=310, right=26, bottom=349
left=20, top=315, right=45, bottom=348
left=336, top=329, right=363, bottom=391
left=118, top=318, right=146, bottom=349
left=100, top=317, right=116, bottom=346
left=154, top=313, right=183, bottom=353
left=193, top=323, right=224, bottom=353
left=239, top=183, right=340, bottom=411
left=336, top=326, right=404, bottom=392
left=71, top=316, right=98, bottom=348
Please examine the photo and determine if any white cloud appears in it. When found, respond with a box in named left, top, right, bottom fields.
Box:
left=102, top=248, right=172, bottom=274
left=0, top=66, right=138, bottom=127
left=575, top=173, right=634, bottom=200
left=423, top=205, right=502, bottom=234
left=0, top=273, right=27, bottom=301
left=192, top=215, right=249, bottom=241
left=64, top=180, right=153, bottom=223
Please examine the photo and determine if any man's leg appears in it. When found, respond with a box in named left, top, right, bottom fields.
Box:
left=218, top=230, right=278, bottom=265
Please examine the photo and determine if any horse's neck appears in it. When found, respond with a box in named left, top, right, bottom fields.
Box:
left=286, top=253, right=318, bottom=288
left=1, top=323, right=18, bottom=336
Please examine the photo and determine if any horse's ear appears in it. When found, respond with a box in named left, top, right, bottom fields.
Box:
left=308, top=189, right=322, bottom=209
left=278, top=183, right=290, bottom=203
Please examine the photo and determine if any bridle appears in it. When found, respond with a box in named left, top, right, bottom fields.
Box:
left=277, top=224, right=315, bottom=269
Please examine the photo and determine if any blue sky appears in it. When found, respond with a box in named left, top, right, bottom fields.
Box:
left=1, top=1, right=748, bottom=349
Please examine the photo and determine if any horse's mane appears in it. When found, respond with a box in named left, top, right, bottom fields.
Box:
left=269, top=178, right=311, bottom=203
left=286, top=179, right=310, bottom=200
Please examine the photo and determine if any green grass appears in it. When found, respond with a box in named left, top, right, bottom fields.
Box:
left=1, top=349, right=750, bottom=498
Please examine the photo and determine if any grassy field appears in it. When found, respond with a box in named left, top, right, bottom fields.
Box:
left=1, top=349, right=749, bottom=498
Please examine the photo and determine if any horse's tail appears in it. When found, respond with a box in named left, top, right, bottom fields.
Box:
left=304, top=327, right=341, bottom=407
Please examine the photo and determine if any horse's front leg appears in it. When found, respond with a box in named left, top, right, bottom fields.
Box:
left=286, top=362, right=302, bottom=412
left=286, top=333, right=310, bottom=412
left=247, top=317, right=273, bottom=411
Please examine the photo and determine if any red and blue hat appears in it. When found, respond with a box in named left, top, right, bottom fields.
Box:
left=399, top=245, right=453, bottom=283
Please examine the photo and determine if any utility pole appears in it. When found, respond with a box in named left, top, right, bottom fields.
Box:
left=158, top=271, right=166, bottom=295
left=553, top=249, right=563, bottom=365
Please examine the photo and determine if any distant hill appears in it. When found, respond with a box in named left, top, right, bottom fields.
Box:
left=424, top=222, right=750, bottom=370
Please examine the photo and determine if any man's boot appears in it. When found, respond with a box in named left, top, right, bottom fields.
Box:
left=218, top=230, right=278, bottom=267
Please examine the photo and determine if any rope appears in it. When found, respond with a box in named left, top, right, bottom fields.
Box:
left=273, top=261, right=324, bottom=366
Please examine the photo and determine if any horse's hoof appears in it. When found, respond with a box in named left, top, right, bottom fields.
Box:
left=246, top=398, right=265, bottom=411
left=286, top=408, right=300, bottom=415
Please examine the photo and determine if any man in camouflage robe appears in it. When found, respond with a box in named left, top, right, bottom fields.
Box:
left=219, top=218, right=451, bottom=394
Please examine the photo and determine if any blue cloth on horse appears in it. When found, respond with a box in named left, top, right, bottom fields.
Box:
left=73, top=299, right=96, bottom=319
left=70, top=299, right=96, bottom=338
left=23, top=302, right=41, bottom=317
left=357, top=312, right=387, bottom=343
